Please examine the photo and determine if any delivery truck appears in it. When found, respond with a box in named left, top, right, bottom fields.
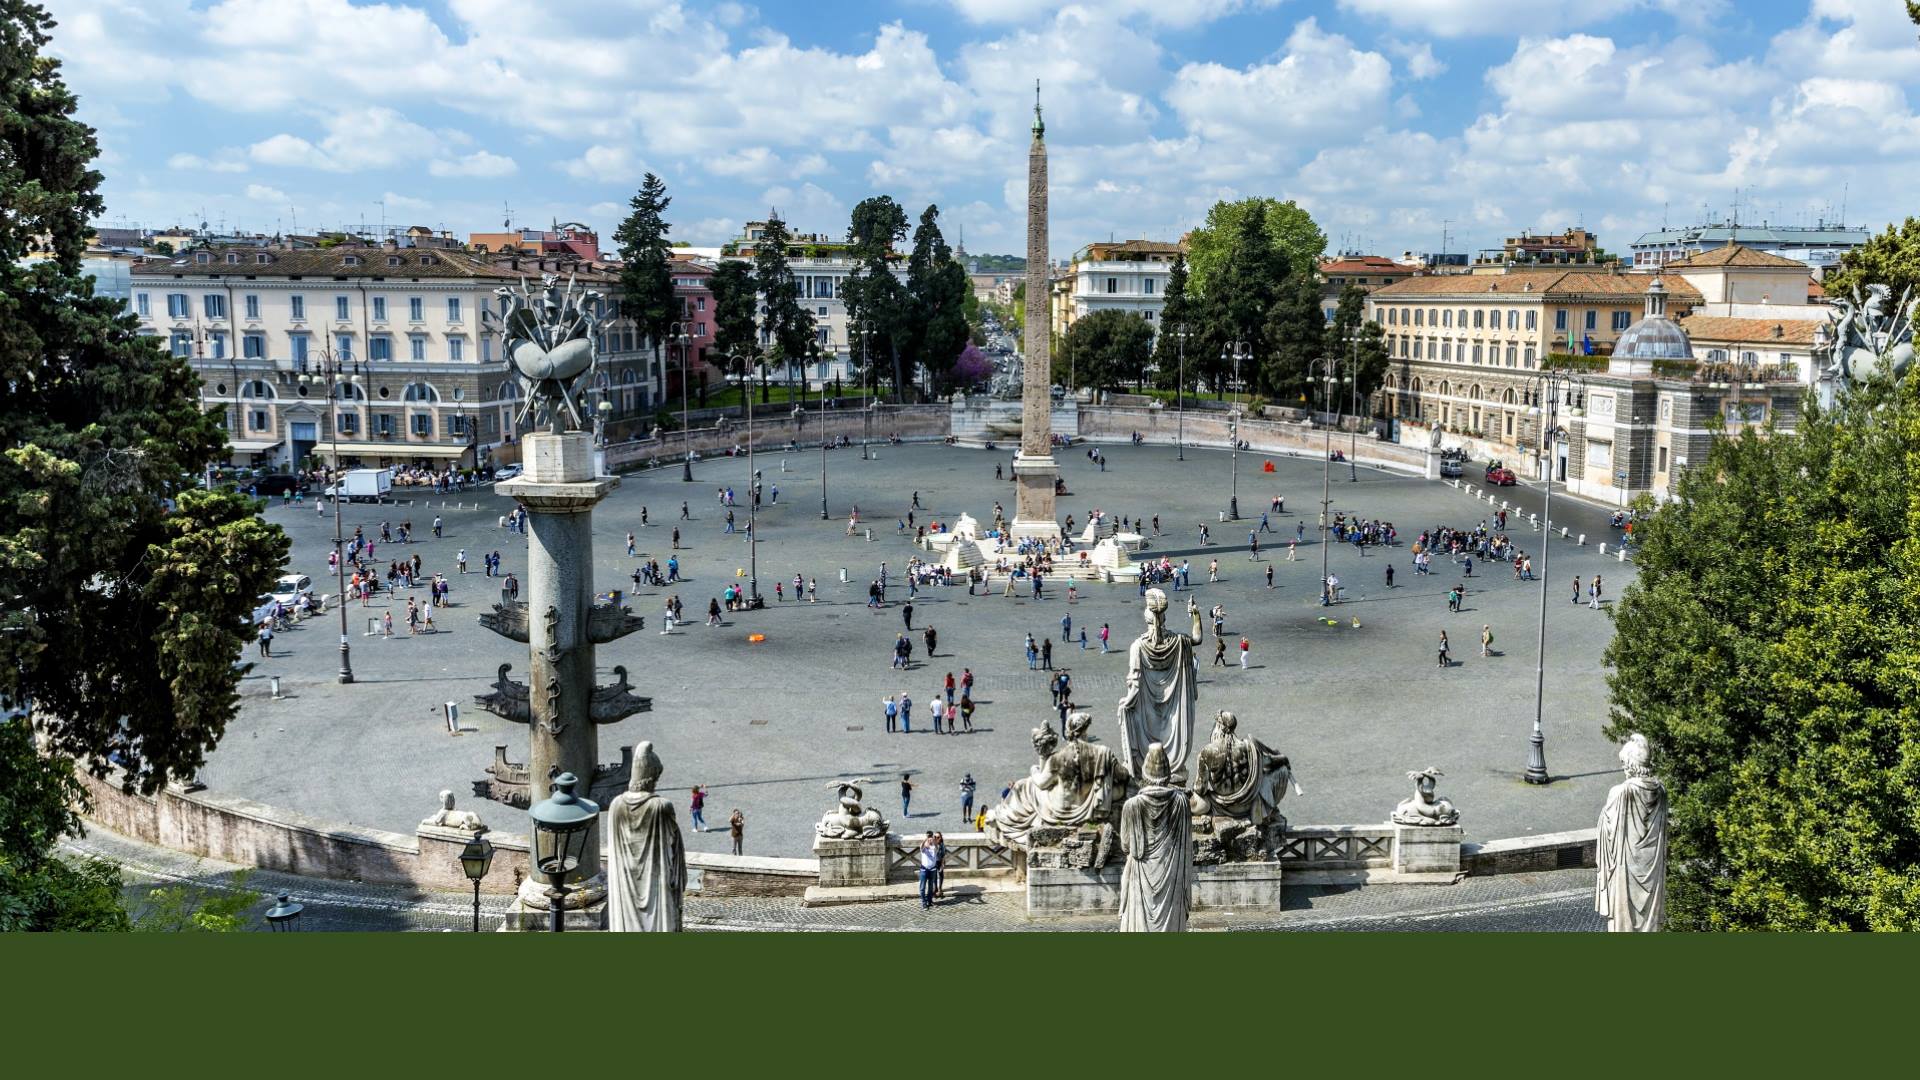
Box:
left=324, top=468, right=393, bottom=503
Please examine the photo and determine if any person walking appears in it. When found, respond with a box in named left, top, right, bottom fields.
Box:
left=689, top=786, right=708, bottom=832
left=1385, top=563, right=1395, bottom=589
left=707, top=597, right=722, bottom=627
left=901, top=774, right=915, bottom=818
left=960, top=774, right=976, bottom=821
left=1590, top=574, right=1605, bottom=609
left=1287, top=538, right=1298, bottom=561
left=1208, top=558, right=1219, bottom=583
left=961, top=667, right=975, bottom=701
left=1212, top=636, right=1228, bottom=667
left=1025, top=634, right=1038, bottom=670
left=1061, top=612, right=1072, bottom=642
left=1099, top=623, right=1111, bottom=653
left=903, top=601, right=915, bottom=630
left=432, top=515, right=442, bottom=539
left=1481, top=624, right=1494, bottom=657
left=930, top=694, right=946, bottom=734
left=257, top=621, right=274, bottom=658
left=899, top=693, right=913, bottom=733
left=680, top=501, right=690, bottom=521
left=1265, top=564, right=1274, bottom=589
left=1447, top=584, right=1461, bottom=613
left=884, top=695, right=899, bottom=732
left=923, top=625, right=937, bottom=657
left=456, top=548, right=468, bottom=574
left=382, top=610, right=393, bottom=638
left=1572, top=576, right=1582, bottom=605
left=808, top=577, right=818, bottom=602
left=959, top=693, right=975, bottom=732
left=1239, top=635, right=1250, bottom=669
left=671, top=527, right=681, bottom=550
left=625, top=532, right=636, bottom=557
left=729, top=810, right=745, bottom=855
left=1249, top=532, right=1260, bottom=561
left=1437, top=630, right=1451, bottom=669
left=1078, top=627, right=1088, bottom=650
left=1040, top=637, right=1053, bottom=671
left=944, top=671, right=956, bottom=707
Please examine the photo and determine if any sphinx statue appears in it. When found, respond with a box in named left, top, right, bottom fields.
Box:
left=816, top=778, right=888, bottom=840
left=421, top=789, right=486, bottom=832
left=1117, top=588, right=1204, bottom=782
left=1193, top=711, right=1294, bottom=826
left=1390, top=767, right=1459, bottom=826
left=606, top=741, right=686, bottom=932
left=1595, top=733, right=1667, bottom=932
left=1118, top=743, right=1202, bottom=933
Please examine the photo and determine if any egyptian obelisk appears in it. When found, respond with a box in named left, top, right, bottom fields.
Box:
left=1012, top=80, right=1062, bottom=539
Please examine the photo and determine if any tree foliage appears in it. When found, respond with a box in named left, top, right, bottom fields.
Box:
left=134, top=868, right=261, bottom=932
left=613, top=173, right=677, bottom=391
left=0, top=0, right=288, bottom=794
left=0, top=716, right=129, bottom=931
left=1150, top=254, right=1194, bottom=390
left=750, top=213, right=816, bottom=399
left=1184, top=197, right=1325, bottom=300
left=1603, top=377, right=1920, bottom=930
left=1261, top=272, right=1324, bottom=403
left=707, top=260, right=758, bottom=377
left=1058, top=309, right=1155, bottom=392
left=1824, top=216, right=1920, bottom=308
left=1324, top=284, right=1390, bottom=412
left=906, top=205, right=971, bottom=396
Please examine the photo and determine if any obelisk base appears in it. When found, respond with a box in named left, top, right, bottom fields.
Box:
left=1010, top=452, right=1061, bottom=539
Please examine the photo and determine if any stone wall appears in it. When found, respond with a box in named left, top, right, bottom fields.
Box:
left=604, top=405, right=951, bottom=472
left=690, top=853, right=818, bottom=897
left=1075, top=406, right=1429, bottom=474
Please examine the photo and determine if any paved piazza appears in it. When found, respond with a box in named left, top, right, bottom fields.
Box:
left=212, top=440, right=1636, bottom=859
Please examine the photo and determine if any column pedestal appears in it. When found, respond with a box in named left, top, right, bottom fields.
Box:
left=1010, top=452, right=1061, bottom=539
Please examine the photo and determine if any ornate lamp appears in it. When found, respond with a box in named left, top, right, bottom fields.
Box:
left=528, top=772, right=599, bottom=933
left=263, top=892, right=304, bottom=931
left=458, top=833, right=496, bottom=934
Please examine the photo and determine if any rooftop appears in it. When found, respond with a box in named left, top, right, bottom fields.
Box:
left=1677, top=315, right=1825, bottom=347
left=1632, top=224, right=1870, bottom=248
left=1664, top=243, right=1809, bottom=270
left=1370, top=269, right=1702, bottom=303
left=132, top=245, right=521, bottom=280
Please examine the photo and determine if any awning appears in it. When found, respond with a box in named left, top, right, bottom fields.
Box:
left=228, top=439, right=283, bottom=453
left=317, top=441, right=471, bottom=459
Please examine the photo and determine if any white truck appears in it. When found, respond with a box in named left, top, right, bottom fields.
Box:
left=325, top=468, right=393, bottom=503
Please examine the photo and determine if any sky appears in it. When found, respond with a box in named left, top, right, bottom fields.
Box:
left=42, top=0, right=1920, bottom=261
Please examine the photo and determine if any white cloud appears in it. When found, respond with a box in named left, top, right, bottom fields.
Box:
left=1167, top=19, right=1393, bottom=143
left=1385, top=38, right=1447, bottom=79
left=1339, top=0, right=1655, bottom=37
left=705, top=147, right=826, bottom=183
left=559, top=145, right=645, bottom=183
left=248, top=107, right=445, bottom=171
left=167, top=150, right=248, bottom=173
left=1769, top=0, right=1920, bottom=81
left=381, top=191, right=434, bottom=213
left=429, top=151, right=518, bottom=178
left=945, top=0, right=1279, bottom=28
left=244, top=183, right=288, bottom=203
left=758, top=182, right=844, bottom=230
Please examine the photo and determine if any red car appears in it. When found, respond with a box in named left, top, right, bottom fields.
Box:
left=1484, top=462, right=1518, bottom=486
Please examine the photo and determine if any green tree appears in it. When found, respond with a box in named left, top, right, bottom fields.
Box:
left=843, top=196, right=910, bottom=395
left=750, top=213, right=815, bottom=403
left=151, top=240, right=172, bottom=256
left=1322, top=284, right=1389, bottom=412
left=1203, top=201, right=1291, bottom=394
left=613, top=173, right=677, bottom=411
left=1, top=0, right=288, bottom=796
left=1261, top=271, right=1325, bottom=404
left=1058, top=309, right=1154, bottom=393
left=1150, top=254, right=1195, bottom=391
left=0, top=716, right=130, bottom=931
left=906, top=205, right=971, bottom=398
left=1603, top=377, right=1920, bottom=930
left=1824, top=216, right=1920, bottom=308
left=1184, top=197, right=1325, bottom=300
left=707, top=259, right=758, bottom=403
left=135, top=868, right=261, bottom=932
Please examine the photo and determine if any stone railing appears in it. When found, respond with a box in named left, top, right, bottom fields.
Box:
left=604, top=404, right=950, bottom=472
left=1073, top=405, right=1428, bottom=475
left=884, top=832, right=1018, bottom=880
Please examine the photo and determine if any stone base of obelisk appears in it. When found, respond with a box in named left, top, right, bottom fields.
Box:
left=500, top=873, right=609, bottom=931
left=1009, top=451, right=1062, bottom=540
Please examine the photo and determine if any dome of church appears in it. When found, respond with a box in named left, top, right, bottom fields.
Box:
left=1613, top=278, right=1693, bottom=360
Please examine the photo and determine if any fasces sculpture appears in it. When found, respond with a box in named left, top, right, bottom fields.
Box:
left=1821, top=282, right=1914, bottom=387
left=1390, top=767, right=1459, bottom=826
left=485, top=272, right=605, bottom=433
left=1118, top=743, right=1200, bottom=933
left=816, top=779, right=888, bottom=839
left=421, top=789, right=486, bottom=832
left=1595, top=733, right=1667, bottom=933
left=1117, top=588, right=1204, bottom=782
left=606, top=742, right=686, bottom=932
left=1193, top=711, right=1295, bottom=826
left=985, top=727, right=1058, bottom=849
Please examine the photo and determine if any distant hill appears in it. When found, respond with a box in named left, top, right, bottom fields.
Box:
left=967, top=253, right=1026, bottom=272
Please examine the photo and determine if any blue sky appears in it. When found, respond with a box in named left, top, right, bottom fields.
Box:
left=43, top=0, right=1920, bottom=260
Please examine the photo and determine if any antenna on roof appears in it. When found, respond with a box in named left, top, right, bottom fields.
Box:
left=503, top=201, right=513, bottom=230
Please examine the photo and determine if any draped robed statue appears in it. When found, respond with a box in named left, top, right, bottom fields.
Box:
left=606, top=742, right=687, bottom=932
left=1595, top=733, right=1667, bottom=933
left=1117, top=588, right=1204, bottom=783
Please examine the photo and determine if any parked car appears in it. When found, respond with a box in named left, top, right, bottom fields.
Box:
left=1439, top=457, right=1464, bottom=478
left=493, top=463, right=524, bottom=481
left=270, top=574, right=313, bottom=607
left=1484, top=461, right=1518, bottom=486
left=249, top=474, right=308, bottom=497
left=251, top=593, right=280, bottom=626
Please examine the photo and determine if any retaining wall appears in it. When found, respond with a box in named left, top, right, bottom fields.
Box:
left=1074, top=406, right=1428, bottom=475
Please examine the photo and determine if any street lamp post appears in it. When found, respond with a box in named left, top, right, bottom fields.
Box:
left=674, top=322, right=695, bottom=482
left=856, top=325, right=875, bottom=461
left=731, top=346, right=764, bottom=607
left=1309, top=355, right=1353, bottom=605
left=1222, top=340, right=1252, bottom=520
left=818, top=366, right=830, bottom=520
left=1176, top=327, right=1188, bottom=461
left=528, top=772, right=599, bottom=934
left=1348, top=336, right=1362, bottom=483
left=304, top=353, right=361, bottom=685
left=1523, top=371, right=1583, bottom=785
left=457, top=832, right=495, bottom=934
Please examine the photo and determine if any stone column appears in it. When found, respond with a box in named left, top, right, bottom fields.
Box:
left=1014, top=86, right=1061, bottom=540
left=498, top=431, right=617, bottom=905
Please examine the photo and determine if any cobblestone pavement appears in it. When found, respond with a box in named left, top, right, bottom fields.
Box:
left=66, top=826, right=1600, bottom=932
left=208, top=442, right=1635, bottom=859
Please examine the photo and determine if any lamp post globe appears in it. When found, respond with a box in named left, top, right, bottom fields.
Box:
left=458, top=832, right=496, bottom=934
left=528, top=772, right=600, bottom=933
left=264, top=892, right=304, bottom=931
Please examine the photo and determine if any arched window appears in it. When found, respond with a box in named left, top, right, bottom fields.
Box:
left=240, top=379, right=275, bottom=400
left=1411, top=378, right=1423, bottom=396
left=402, top=382, right=439, bottom=403
left=1469, top=385, right=1482, bottom=401
left=1503, top=388, right=1516, bottom=404
left=1438, top=380, right=1451, bottom=398
left=333, top=382, right=366, bottom=402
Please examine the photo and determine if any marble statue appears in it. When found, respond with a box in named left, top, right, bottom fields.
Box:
left=606, top=741, right=686, bottom=932
left=1821, top=282, right=1914, bottom=387
left=1117, top=588, right=1204, bottom=782
left=1595, top=733, right=1667, bottom=933
left=1117, top=743, right=1200, bottom=933
left=985, top=727, right=1057, bottom=849
left=421, top=789, right=487, bottom=832
left=485, top=272, right=605, bottom=433
left=1390, top=767, right=1459, bottom=826
left=1193, top=711, right=1295, bottom=826
left=1040, top=712, right=1131, bottom=828
left=816, top=778, right=888, bottom=839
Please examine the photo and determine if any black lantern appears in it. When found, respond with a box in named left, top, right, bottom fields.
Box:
left=264, top=892, right=304, bottom=931
left=458, top=832, right=496, bottom=934
left=528, top=772, right=599, bottom=933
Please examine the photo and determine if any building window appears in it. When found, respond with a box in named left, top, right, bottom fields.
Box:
left=1526, top=310, right=1537, bottom=331
left=447, top=297, right=461, bottom=321
left=376, top=414, right=394, bottom=435
left=169, top=331, right=191, bottom=357
left=1473, top=310, right=1483, bottom=329
left=1612, top=310, right=1630, bottom=331
left=1508, top=310, right=1519, bottom=330
left=1506, top=346, right=1516, bottom=367
left=411, top=413, right=433, bottom=436
left=245, top=294, right=260, bottom=319
left=481, top=338, right=494, bottom=362
left=136, top=293, right=150, bottom=317
left=335, top=296, right=350, bottom=321
left=291, top=334, right=309, bottom=364
left=1457, top=309, right=1467, bottom=326
left=1414, top=309, right=1423, bottom=327
left=1488, top=308, right=1499, bottom=328
left=336, top=411, right=358, bottom=434
left=817, top=306, right=828, bottom=318
left=1554, top=310, right=1567, bottom=332
left=369, top=336, right=391, bottom=362
left=1657, top=446, right=1668, bottom=472
left=696, top=297, right=707, bottom=312
left=290, top=295, right=305, bottom=320
left=1588, top=441, right=1612, bottom=470
left=249, top=409, right=269, bottom=431
left=209, top=332, right=226, bottom=359
left=1524, top=346, right=1535, bottom=367
left=372, top=297, right=387, bottom=321
left=336, top=334, right=353, bottom=360
left=448, top=338, right=464, bottom=361
left=1144, top=279, right=1155, bottom=295
left=243, top=333, right=265, bottom=359
left=1585, top=310, right=1597, bottom=331
left=1441, top=342, right=1451, bottom=361
left=1107, top=278, right=1117, bottom=294
left=409, top=297, right=423, bottom=322
left=167, top=293, right=189, bottom=318
left=409, top=336, right=426, bottom=361
left=1442, top=310, right=1452, bottom=328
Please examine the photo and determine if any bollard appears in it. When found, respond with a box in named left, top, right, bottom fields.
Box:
left=1578, top=533, right=1586, bottom=546
left=865, top=528, right=874, bottom=542
left=839, top=568, right=849, bottom=583
left=1529, top=513, right=1538, bottom=526
left=1618, top=547, right=1627, bottom=562
left=1560, top=526, right=1569, bottom=538
left=444, top=701, right=459, bottom=734
left=1598, top=542, right=1607, bottom=555
left=270, top=676, right=282, bottom=700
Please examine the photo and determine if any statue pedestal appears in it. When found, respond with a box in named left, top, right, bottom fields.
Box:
left=813, top=834, right=890, bottom=889
left=1010, top=452, right=1061, bottom=539
left=1026, top=863, right=1123, bottom=916
left=500, top=873, right=609, bottom=932
left=1392, top=824, right=1464, bottom=879
left=1191, top=860, right=1284, bottom=910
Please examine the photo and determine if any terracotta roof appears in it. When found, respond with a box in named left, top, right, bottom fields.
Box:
left=1370, top=270, right=1702, bottom=303
left=133, top=246, right=521, bottom=280
left=1664, top=243, right=1808, bottom=270
left=1321, top=257, right=1413, bottom=276
left=1677, top=315, right=1824, bottom=346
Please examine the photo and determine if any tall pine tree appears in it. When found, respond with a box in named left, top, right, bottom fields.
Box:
left=613, top=174, right=676, bottom=421
left=1151, top=254, right=1193, bottom=391
left=905, top=205, right=970, bottom=398
left=843, top=196, right=910, bottom=396
left=751, top=213, right=815, bottom=403
left=0, top=0, right=287, bottom=799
